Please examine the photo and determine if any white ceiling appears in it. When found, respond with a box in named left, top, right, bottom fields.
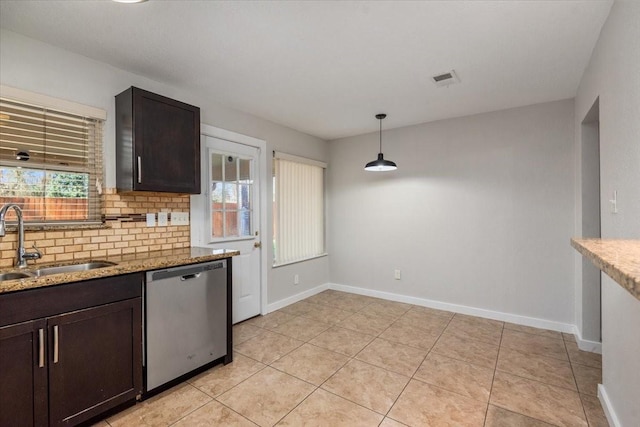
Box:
left=0, top=0, right=612, bottom=140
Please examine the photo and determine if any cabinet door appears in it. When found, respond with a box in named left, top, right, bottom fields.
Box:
left=134, top=89, right=200, bottom=193
left=48, top=299, right=142, bottom=427
left=0, top=319, right=48, bottom=427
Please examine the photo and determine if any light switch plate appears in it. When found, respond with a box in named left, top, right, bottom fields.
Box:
left=157, top=212, right=168, bottom=226
left=146, top=213, right=156, bottom=227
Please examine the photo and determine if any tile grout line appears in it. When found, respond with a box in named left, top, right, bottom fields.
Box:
left=178, top=383, right=216, bottom=417
left=210, top=396, right=262, bottom=427
left=378, top=307, right=455, bottom=420
left=484, top=322, right=505, bottom=426
left=311, top=300, right=411, bottom=420
left=489, top=325, right=585, bottom=426
left=238, top=296, right=383, bottom=424
left=271, top=293, right=601, bottom=425
left=104, top=291, right=603, bottom=426
left=494, top=337, right=586, bottom=393
left=489, top=326, right=589, bottom=427
left=267, top=295, right=383, bottom=425
left=228, top=322, right=319, bottom=426
left=563, top=334, right=592, bottom=425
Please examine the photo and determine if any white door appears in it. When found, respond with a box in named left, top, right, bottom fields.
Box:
left=192, top=135, right=263, bottom=323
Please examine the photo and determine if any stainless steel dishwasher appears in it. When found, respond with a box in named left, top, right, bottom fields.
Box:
left=144, top=260, right=227, bottom=393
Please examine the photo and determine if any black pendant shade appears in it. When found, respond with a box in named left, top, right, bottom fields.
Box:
left=365, top=152, right=397, bottom=171
left=364, top=113, right=397, bottom=172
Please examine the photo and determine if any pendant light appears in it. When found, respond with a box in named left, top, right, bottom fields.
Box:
left=365, top=113, right=397, bottom=171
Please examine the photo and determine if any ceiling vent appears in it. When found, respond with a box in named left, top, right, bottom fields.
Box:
left=431, top=70, right=460, bottom=87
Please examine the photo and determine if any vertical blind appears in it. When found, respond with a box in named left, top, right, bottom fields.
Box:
left=274, top=155, right=326, bottom=265
left=0, top=97, right=104, bottom=223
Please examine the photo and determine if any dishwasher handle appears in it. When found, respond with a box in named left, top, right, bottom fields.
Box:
left=148, top=260, right=226, bottom=282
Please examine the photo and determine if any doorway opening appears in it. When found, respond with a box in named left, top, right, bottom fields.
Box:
left=580, top=97, right=601, bottom=343
left=190, top=125, right=268, bottom=324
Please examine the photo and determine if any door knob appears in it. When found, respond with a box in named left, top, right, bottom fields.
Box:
left=254, top=242, right=262, bottom=249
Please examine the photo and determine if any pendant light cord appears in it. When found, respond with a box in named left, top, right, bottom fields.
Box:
left=379, top=118, right=382, bottom=153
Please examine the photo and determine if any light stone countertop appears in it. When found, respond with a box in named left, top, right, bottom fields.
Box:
left=0, top=247, right=239, bottom=295
left=571, top=238, right=640, bottom=301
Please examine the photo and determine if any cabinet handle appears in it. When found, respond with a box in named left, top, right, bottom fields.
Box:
left=137, top=156, right=142, bottom=183
left=38, top=328, right=45, bottom=368
left=53, top=325, right=59, bottom=364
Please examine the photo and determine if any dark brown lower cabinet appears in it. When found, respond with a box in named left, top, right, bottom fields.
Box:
left=48, top=299, right=142, bottom=426
left=0, top=319, right=48, bottom=427
left=0, top=274, right=143, bottom=427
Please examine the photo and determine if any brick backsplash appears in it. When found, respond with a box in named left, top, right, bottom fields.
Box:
left=0, top=188, right=191, bottom=268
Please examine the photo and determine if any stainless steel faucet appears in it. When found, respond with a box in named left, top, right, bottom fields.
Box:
left=0, top=204, right=42, bottom=268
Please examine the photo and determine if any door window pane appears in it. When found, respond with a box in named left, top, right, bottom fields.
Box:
left=211, top=182, right=223, bottom=203
left=224, top=211, right=238, bottom=236
left=238, top=184, right=251, bottom=210
left=224, top=183, right=238, bottom=204
left=225, top=156, right=237, bottom=181
left=211, top=154, right=223, bottom=181
left=212, top=211, right=223, bottom=237
left=239, top=158, right=251, bottom=181
left=239, top=210, right=251, bottom=236
left=209, top=151, right=254, bottom=240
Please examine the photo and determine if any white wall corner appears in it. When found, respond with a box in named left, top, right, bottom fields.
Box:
left=598, top=384, right=622, bottom=427
left=571, top=324, right=603, bottom=354
left=266, top=283, right=329, bottom=313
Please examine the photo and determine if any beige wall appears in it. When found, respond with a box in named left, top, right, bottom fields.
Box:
left=573, top=1, right=640, bottom=425
left=327, top=99, right=576, bottom=326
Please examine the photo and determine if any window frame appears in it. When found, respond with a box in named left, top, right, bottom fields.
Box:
left=272, top=152, right=327, bottom=267
left=208, top=148, right=256, bottom=242
left=0, top=86, right=106, bottom=225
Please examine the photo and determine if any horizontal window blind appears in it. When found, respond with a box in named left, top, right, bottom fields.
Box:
left=274, top=156, right=325, bottom=266
left=0, top=97, right=103, bottom=223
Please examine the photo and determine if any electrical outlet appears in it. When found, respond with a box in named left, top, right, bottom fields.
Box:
left=294, top=274, right=299, bottom=285
left=146, top=213, right=156, bottom=227
left=157, top=212, right=168, bottom=226
left=171, top=212, right=189, bottom=226
left=394, top=269, right=401, bottom=280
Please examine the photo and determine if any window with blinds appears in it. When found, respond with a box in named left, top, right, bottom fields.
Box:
left=0, top=98, right=103, bottom=223
left=273, top=154, right=326, bottom=266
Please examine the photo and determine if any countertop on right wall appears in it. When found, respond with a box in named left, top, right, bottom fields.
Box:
left=571, top=238, right=640, bottom=301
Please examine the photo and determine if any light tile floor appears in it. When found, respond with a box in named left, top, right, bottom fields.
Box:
left=99, top=290, right=608, bottom=427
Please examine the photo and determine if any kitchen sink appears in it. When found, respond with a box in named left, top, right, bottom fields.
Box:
left=30, top=261, right=117, bottom=277
left=0, top=261, right=117, bottom=282
left=0, top=272, right=32, bottom=281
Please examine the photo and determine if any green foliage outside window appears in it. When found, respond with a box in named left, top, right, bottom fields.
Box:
left=0, top=167, right=88, bottom=198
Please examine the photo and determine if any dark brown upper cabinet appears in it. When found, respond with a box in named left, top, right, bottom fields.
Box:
left=116, top=87, right=201, bottom=194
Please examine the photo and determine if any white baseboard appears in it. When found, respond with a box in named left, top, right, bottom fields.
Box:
left=571, top=325, right=602, bottom=354
left=598, top=384, right=621, bottom=427
left=266, top=282, right=601, bottom=355
left=265, top=283, right=328, bottom=313
left=327, top=283, right=576, bottom=334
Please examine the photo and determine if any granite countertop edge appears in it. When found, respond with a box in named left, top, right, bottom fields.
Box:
left=0, top=247, right=240, bottom=294
left=571, top=238, right=640, bottom=301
